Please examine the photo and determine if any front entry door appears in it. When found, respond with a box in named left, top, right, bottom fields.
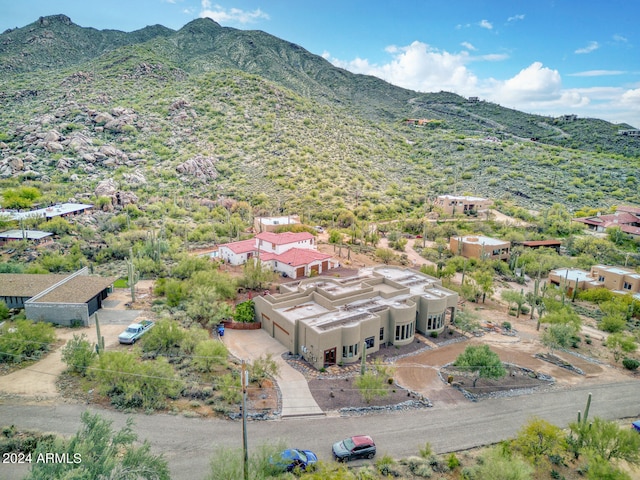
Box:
left=324, top=347, right=336, bottom=367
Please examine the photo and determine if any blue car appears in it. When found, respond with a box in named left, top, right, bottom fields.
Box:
left=272, top=448, right=318, bottom=472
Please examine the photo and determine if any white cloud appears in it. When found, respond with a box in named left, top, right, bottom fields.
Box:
left=479, top=19, right=493, bottom=30
left=613, top=34, right=628, bottom=43
left=575, top=41, right=599, bottom=54
left=328, top=41, right=478, bottom=94
left=199, top=1, right=269, bottom=25
left=461, top=41, right=476, bottom=51
left=493, top=62, right=564, bottom=102
left=568, top=70, right=625, bottom=77
left=507, top=14, right=525, bottom=22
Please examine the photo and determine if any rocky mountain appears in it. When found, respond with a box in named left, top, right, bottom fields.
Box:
left=0, top=14, right=639, bottom=217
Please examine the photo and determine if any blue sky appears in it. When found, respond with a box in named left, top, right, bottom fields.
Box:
left=3, top=1, right=640, bottom=127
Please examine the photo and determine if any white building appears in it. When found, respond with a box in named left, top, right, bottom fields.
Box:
left=218, top=231, right=337, bottom=279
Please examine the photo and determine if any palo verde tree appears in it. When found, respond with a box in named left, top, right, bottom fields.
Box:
left=452, top=344, right=506, bottom=388
left=26, top=411, right=170, bottom=480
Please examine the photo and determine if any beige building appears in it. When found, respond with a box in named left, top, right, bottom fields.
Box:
left=549, top=265, right=640, bottom=298
left=253, top=215, right=301, bottom=233
left=435, top=195, right=492, bottom=216
left=589, top=265, right=640, bottom=295
left=253, top=266, right=458, bottom=370
left=449, top=235, right=510, bottom=261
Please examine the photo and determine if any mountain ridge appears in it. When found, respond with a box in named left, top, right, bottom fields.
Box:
left=0, top=14, right=638, bottom=217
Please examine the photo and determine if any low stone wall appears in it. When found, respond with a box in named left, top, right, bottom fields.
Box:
left=222, top=321, right=262, bottom=330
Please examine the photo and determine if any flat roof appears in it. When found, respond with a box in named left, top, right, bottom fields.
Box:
left=0, top=230, right=53, bottom=240
left=3, top=203, right=92, bottom=221
left=256, top=216, right=300, bottom=225
left=551, top=268, right=592, bottom=282
left=458, top=235, right=508, bottom=246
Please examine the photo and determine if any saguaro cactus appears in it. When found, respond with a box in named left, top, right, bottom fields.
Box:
left=94, top=314, right=105, bottom=354
left=127, top=247, right=140, bottom=303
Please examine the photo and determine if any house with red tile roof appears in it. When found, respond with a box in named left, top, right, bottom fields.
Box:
left=573, top=206, right=640, bottom=237
left=218, top=231, right=337, bottom=279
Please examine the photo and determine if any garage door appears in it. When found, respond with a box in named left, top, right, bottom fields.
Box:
left=310, top=264, right=319, bottom=275
left=321, top=261, right=328, bottom=272
left=296, top=266, right=305, bottom=278
left=273, top=321, right=290, bottom=347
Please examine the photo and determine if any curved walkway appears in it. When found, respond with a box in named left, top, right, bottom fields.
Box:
left=221, top=328, right=324, bottom=418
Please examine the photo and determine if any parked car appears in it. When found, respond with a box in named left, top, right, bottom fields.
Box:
left=633, top=420, right=640, bottom=433
left=332, top=435, right=376, bottom=462
left=118, top=320, right=154, bottom=344
left=270, top=448, right=318, bottom=472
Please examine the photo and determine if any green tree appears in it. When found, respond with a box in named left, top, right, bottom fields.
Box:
left=512, top=417, right=567, bottom=465
left=453, top=345, right=506, bottom=388
left=541, top=323, right=578, bottom=353
left=576, top=417, right=640, bottom=464
left=61, top=334, right=96, bottom=376
left=0, top=300, right=9, bottom=321
left=26, top=411, right=170, bottom=480
left=238, top=258, right=275, bottom=290
left=234, top=300, right=255, bottom=323
left=249, top=353, right=279, bottom=387
left=470, top=445, right=534, bottom=480
left=473, top=269, right=494, bottom=303
left=355, top=359, right=394, bottom=403
left=605, top=333, right=637, bottom=363
left=91, top=351, right=183, bottom=409
left=141, top=318, right=185, bottom=354
left=193, top=340, right=228, bottom=372
left=375, top=247, right=395, bottom=264
left=1, top=186, right=41, bottom=209
left=0, top=320, right=56, bottom=363
left=501, top=289, right=525, bottom=317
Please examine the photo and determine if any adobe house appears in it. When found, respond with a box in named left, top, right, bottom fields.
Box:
left=435, top=195, right=492, bottom=216
left=253, top=215, right=301, bottom=233
left=253, top=266, right=458, bottom=370
left=548, top=268, right=600, bottom=296
left=589, top=265, right=640, bottom=296
left=449, top=235, right=510, bottom=261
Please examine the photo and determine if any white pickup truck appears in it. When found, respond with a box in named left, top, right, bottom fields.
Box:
left=118, top=320, right=154, bottom=344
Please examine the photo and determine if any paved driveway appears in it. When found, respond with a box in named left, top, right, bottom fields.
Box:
left=221, top=328, right=323, bottom=418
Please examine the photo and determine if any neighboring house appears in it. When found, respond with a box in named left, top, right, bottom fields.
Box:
left=218, top=231, right=336, bottom=279
left=573, top=206, right=640, bottom=237
left=449, top=235, right=510, bottom=261
left=548, top=268, right=600, bottom=295
left=589, top=265, right=640, bottom=296
left=253, top=266, right=458, bottom=370
left=253, top=215, right=301, bottom=233
left=0, top=203, right=93, bottom=222
left=618, top=129, right=640, bottom=137
left=435, top=195, right=492, bottom=216
left=0, top=229, right=53, bottom=246
left=519, top=240, right=562, bottom=254
left=0, top=268, right=117, bottom=326
left=549, top=265, right=640, bottom=298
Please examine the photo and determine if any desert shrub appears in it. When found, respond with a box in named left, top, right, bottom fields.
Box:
left=91, top=351, right=183, bottom=410
left=0, top=300, right=9, bottom=321
left=248, top=353, right=278, bottom=386
left=61, top=333, right=96, bottom=375
left=180, top=327, right=210, bottom=355
left=0, top=320, right=56, bottom=363
left=193, top=340, right=228, bottom=372
left=141, top=318, right=185, bottom=354
left=233, top=300, right=255, bottom=323
left=447, top=452, right=461, bottom=469
left=622, top=358, right=640, bottom=370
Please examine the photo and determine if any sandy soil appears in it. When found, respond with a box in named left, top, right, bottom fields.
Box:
left=0, top=281, right=154, bottom=401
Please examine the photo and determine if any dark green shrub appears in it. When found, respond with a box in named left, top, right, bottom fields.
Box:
left=622, top=358, right=640, bottom=370
left=61, top=334, right=96, bottom=375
